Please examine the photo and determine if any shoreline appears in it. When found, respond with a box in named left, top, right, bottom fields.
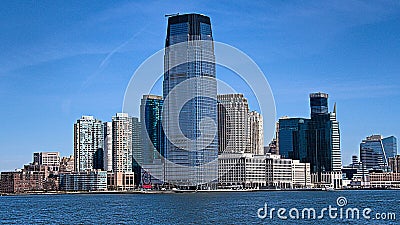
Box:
left=1, top=188, right=398, bottom=196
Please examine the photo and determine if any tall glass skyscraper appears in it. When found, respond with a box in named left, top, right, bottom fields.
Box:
left=141, top=95, right=164, bottom=164
left=278, top=93, right=342, bottom=175
left=163, top=14, right=218, bottom=189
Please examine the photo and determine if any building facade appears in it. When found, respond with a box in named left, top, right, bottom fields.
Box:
left=140, top=95, right=164, bottom=164
left=360, top=135, right=398, bottom=170
left=74, top=116, right=104, bottom=172
left=249, top=111, right=264, bottom=155
left=218, top=153, right=310, bottom=189
left=112, top=113, right=135, bottom=190
left=278, top=93, right=342, bottom=178
left=103, top=122, right=113, bottom=172
left=163, top=13, right=218, bottom=189
left=217, top=94, right=249, bottom=154
left=33, top=152, right=60, bottom=173
left=59, top=170, right=107, bottom=191
left=389, top=155, right=400, bottom=173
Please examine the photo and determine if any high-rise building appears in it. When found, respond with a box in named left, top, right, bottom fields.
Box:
left=278, top=117, right=305, bottom=158
left=140, top=95, right=164, bottom=164
left=360, top=135, right=397, bottom=170
left=217, top=94, right=249, bottom=154
left=103, top=122, right=113, bottom=172
left=74, top=116, right=104, bottom=172
left=132, top=117, right=142, bottom=186
left=249, top=111, right=264, bottom=155
left=163, top=13, right=218, bottom=189
left=278, top=93, right=342, bottom=175
left=304, top=93, right=341, bottom=174
left=112, top=113, right=135, bottom=190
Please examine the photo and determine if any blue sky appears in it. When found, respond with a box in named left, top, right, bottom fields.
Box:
left=0, top=0, right=399, bottom=171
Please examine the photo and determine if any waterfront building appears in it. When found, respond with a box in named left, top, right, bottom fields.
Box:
left=311, top=171, right=343, bottom=189
left=33, top=152, right=60, bottom=173
left=341, top=155, right=369, bottom=188
left=59, top=170, right=107, bottom=191
left=218, top=153, right=310, bottom=189
left=163, top=13, right=218, bottom=189
left=0, top=165, right=58, bottom=193
left=74, top=116, right=104, bottom=172
left=360, top=135, right=398, bottom=170
left=278, top=117, right=306, bottom=158
left=139, top=95, right=163, bottom=186
left=369, top=172, right=400, bottom=189
left=249, top=111, right=264, bottom=155
left=292, top=160, right=312, bottom=188
left=103, top=122, right=113, bottom=172
left=112, top=113, right=135, bottom=190
left=388, top=155, right=400, bottom=173
left=217, top=94, right=249, bottom=154
left=132, top=117, right=142, bottom=186
left=278, top=93, right=342, bottom=177
left=141, top=95, right=164, bottom=164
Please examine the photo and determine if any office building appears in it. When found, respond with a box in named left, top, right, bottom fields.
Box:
left=163, top=13, right=218, bottom=189
left=360, top=135, right=398, bottom=170
left=132, top=117, right=142, bottom=186
left=249, top=111, right=264, bottom=155
left=278, top=117, right=305, bottom=158
left=140, top=95, right=164, bottom=164
left=218, top=153, right=310, bottom=189
left=278, top=93, right=342, bottom=176
left=217, top=94, right=249, bottom=154
left=74, top=116, right=104, bottom=172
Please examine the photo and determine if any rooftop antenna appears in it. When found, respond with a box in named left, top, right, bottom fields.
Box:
left=165, top=13, right=179, bottom=17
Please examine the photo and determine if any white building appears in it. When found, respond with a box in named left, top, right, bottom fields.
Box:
left=292, top=160, right=312, bottom=188
left=218, top=153, right=310, bottom=189
left=217, top=94, right=249, bottom=154
left=74, top=116, right=104, bottom=172
left=112, top=113, right=135, bottom=190
left=249, top=111, right=264, bottom=155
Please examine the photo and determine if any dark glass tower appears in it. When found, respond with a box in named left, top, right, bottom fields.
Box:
left=279, top=93, right=341, bottom=175
left=163, top=14, right=218, bottom=189
left=141, top=95, right=164, bottom=163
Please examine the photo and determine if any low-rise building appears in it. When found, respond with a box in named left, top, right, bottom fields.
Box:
left=59, top=170, right=107, bottom=191
left=0, top=164, right=58, bottom=193
left=218, top=153, right=310, bottom=189
left=369, top=172, right=400, bottom=189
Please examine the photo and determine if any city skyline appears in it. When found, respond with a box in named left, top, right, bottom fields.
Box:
left=1, top=1, right=400, bottom=171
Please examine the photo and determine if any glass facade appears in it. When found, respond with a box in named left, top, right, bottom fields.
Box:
left=141, top=95, right=164, bottom=163
left=163, top=14, right=218, bottom=189
left=360, top=135, right=398, bottom=170
left=278, top=93, right=342, bottom=175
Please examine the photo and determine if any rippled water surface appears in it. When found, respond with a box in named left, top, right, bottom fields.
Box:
left=0, top=190, right=398, bottom=224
